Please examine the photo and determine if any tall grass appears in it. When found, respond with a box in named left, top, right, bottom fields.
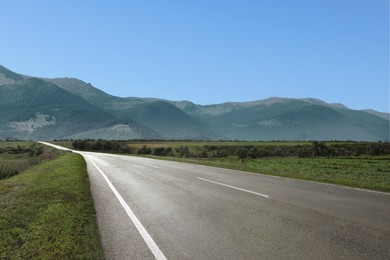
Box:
left=0, top=142, right=61, bottom=180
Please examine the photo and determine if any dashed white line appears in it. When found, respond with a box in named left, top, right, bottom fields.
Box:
left=143, top=163, right=160, bottom=169
left=197, top=177, right=270, bottom=199
left=86, top=155, right=167, bottom=260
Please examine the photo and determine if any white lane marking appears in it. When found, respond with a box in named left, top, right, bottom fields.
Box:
left=197, top=177, right=270, bottom=199
left=143, top=163, right=160, bottom=169
left=85, top=155, right=167, bottom=260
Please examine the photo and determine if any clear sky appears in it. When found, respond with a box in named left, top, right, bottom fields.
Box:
left=1, top=0, right=389, bottom=112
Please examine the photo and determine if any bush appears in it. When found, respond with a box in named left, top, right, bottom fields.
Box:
left=176, top=146, right=190, bottom=158
left=0, top=164, right=19, bottom=179
left=137, top=145, right=152, bottom=155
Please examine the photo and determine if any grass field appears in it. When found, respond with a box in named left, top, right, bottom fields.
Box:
left=0, top=143, right=102, bottom=259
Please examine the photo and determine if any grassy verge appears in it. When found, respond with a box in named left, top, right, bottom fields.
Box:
left=143, top=155, right=390, bottom=192
left=0, top=152, right=103, bottom=259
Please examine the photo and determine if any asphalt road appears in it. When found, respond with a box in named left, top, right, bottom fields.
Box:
left=40, top=142, right=390, bottom=259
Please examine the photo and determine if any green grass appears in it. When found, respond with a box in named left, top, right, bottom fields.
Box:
left=0, top=152, right=103, bottom=259
left=144, top=155, right=390, bottom=192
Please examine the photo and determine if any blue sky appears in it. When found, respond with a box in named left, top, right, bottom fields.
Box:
left=1, top=0, right=389, bottom=112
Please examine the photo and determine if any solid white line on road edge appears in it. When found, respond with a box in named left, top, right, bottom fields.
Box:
left=143, top=163, right=160, bottom=169
left=85, top=155, right=167, bottom=260
left=197, top=177, right=270, bottom=199
left=38, top=141, right=72, bottom=151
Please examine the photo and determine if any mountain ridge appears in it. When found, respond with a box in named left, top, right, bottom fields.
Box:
left=0, top=65, right=388, bottom=141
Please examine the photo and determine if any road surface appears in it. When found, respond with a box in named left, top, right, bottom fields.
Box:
left=40, top=142, right=390, bottom=259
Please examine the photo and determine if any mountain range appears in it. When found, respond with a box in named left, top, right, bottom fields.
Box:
left=0, top=65, right=389, bottom=141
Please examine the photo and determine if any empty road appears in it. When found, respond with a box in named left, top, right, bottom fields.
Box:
left=41, top=142, right=390, bottom=259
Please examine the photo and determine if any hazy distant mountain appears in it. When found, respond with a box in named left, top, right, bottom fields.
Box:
left=0, top=65, right=388, bottom=141
left=363, top=109, right=389, bottom=121
left=198, top=100, right=388, bottom=141
left=167, top=98, right=389, bottom=141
